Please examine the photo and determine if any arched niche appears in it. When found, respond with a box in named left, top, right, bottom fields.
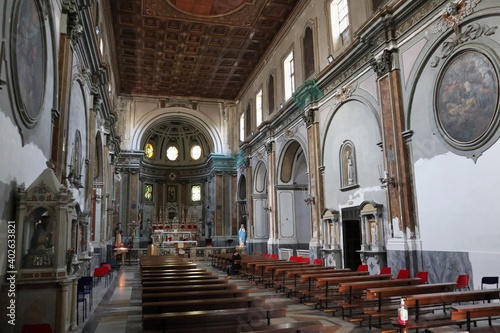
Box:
left=16, top=163, right=74, bottom=280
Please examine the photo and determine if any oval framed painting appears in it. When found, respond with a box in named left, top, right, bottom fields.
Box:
left=12, top=0, right=46, bottom=128
left=435, top=49, right=499, bottom=151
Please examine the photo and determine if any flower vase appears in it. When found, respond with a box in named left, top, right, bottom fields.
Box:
left=66, top=262, right=72, bottom=275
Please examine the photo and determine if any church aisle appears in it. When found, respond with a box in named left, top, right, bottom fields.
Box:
left=77, top=260, right=370, bottom=333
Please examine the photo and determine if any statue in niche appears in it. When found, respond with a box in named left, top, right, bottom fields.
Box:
left=168, top=186, right=176, bottom=202
left=347, top=151, right=355, bottom=186
left=29, top=215, right=53, bottom=253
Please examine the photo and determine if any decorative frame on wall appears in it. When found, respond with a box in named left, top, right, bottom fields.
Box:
left=11, top=0, right=47, bottom=128
left=434, top=47, right=500, bottom=161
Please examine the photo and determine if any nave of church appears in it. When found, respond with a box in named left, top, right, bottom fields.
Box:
left=1, top=0, right=500, bottom=332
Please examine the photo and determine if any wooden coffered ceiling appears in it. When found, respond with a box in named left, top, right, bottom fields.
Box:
left=110, top=0, right=299, bottom=100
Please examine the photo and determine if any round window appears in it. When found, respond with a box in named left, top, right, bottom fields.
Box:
left=166, top=146, right=178, bottom=161
left=190, top=145, right=202, bottom=160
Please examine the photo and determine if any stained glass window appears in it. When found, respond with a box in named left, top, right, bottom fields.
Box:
left=145, top=143, right=154, bottom=159
left=191, top=185, right=201, bottom=202
left=144, top=184, right=153, bottom=201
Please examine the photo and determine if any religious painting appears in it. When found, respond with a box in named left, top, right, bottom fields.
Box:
left=13, top=0, right=46, bottom=127
left=436, top=50, right=499, bottom=145
left=167, top=185, right=177, bottom=202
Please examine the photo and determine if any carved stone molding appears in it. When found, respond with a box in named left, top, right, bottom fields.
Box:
left=430, top=0, right=482, bottom=35
left=302, top=109, right=315, bottom=127
left=265, top=141, right=274, bottom=154
left=431, top=23, right=497, bottom=67
left=370, top=49, right=394, bottom=78
left=333, top=83, right=356, bottom=105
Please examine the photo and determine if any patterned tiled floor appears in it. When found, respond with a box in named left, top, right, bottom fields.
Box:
left=76, top=261, right=373, bottom=333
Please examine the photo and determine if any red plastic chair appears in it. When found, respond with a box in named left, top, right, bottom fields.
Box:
left=289, top=255, right=300, bottom=262
left=380, top=267, right=392, bottom=275
left=313, top=258, right=323, bottom=266
left=357, top=264, right=369, bottom=272
left=102, top=263, right=113, bottom=279
left=396, top=269, right=410, bottom=279
left=416, top=271, right=429, bottom=284
left=271, top=254, right=278, bottom=259
left=456, top=274, right=470, bottom=290
left=93, top=266, right=108, bottom=287
left=297, top=257, right=310, bottom=264
left=263, top=253, right=271, bottom=258
left=22, top=324, right=53, bottom=333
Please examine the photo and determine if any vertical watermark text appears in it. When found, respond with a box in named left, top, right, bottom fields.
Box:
left=6, top=220, right=16, bottom=326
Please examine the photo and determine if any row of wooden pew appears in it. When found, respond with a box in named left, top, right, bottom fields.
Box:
left=139, top=255, right=323, bottom=332
left=210, top=252, right=500, bottom=333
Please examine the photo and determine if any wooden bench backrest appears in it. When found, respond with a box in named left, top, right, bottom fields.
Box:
left=141, top=275, right=218, bottom=282
left=299, top=270, right=370, bottom=282
left=142, top=289, right=250, bottom=302
left=316, top=274, right=392, bottom=287
left=141, top=278, right=228, bottom=287
left=366, top=282, right=456, bottom=299
left=338, top=278, right=422, bottom=292
left=142, top=283, right=236, bottom=294
left=405, top=289, right=500, bottom=307
left=142, top=307, right=286, bottom=327
left=142, top=296, right=266, bottom=314
left=451, top=303, right=500, bottom=320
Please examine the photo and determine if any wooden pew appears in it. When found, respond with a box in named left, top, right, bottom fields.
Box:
left=141, top=268, right=207, bottom=276
left=141, top=275, right=220, bottom=286
left=141, top=278, right=228, bottom=287
left=451, top=302, right=500, bottom=332
left=316, top=274, right=393, bottom=309
left=337, top=278, right=422, bottom=321
left=142, top=283, right=237, bottom=295
left=365, top=282, right=456, bottom=328
left=274, top=266, right=349, bottom=294
left=142, top=288, right=250, bottom=303
left=142, top=296, right=267, bottom=314
left=142, top=307, right=287, bottom=332
left=256, top=262, right=308, bottom=287
left=162, top=321, right=324, bottom=333
left=392, top=289, right=500, bottom=333
left=141, top=274, right=216, bottom=282
left=243, top=258, right=284, bottom=281
left=297, top=271, right=369, bottom=303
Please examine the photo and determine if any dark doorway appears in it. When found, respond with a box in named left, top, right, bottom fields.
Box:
left=342, top=219, right=361, bottom=271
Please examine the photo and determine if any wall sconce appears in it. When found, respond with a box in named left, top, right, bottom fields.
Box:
left=327, top=54, right=334, bottom=63
left=379, top=171, right=396, bottom=189
left=304, top=196, right=315, bottom=206
left=64, top=165, right=75, bottom=183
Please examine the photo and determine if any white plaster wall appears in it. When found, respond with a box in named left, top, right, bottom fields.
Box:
left=414, top=144, right=500, bottom=250
left=321, top=99, right=385, bottom=208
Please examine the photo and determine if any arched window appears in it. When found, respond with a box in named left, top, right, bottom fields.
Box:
left=303, top=26, right=315, bottom=78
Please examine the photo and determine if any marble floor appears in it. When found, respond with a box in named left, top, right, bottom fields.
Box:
left=74, top=261, right=375, bottom=333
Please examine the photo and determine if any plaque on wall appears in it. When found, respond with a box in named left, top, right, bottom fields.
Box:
left=435, top=49, right=499, bottom=158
